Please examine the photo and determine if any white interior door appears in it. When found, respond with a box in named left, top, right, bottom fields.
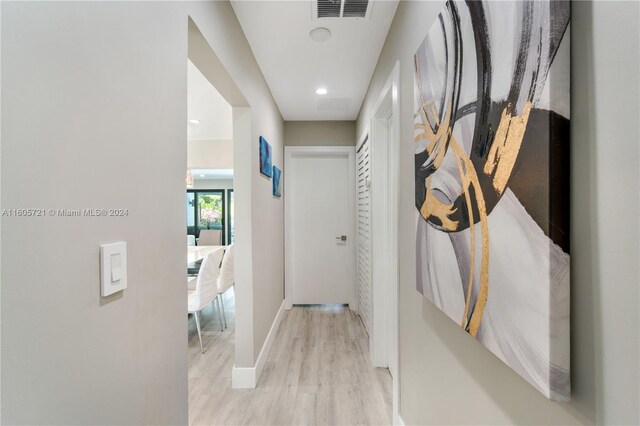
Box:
left=285, top=147, right=355, bottom=306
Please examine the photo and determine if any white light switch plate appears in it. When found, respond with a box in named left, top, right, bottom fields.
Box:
left=100, top=242, right=127, bottom=297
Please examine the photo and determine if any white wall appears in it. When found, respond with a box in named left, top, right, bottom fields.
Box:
left=192, top=179, right=234, bottom=190
left=1, top=0, right=284, bottom=423
left=356, top=1, right=639, bottom=424
left=1, top=2, right=189, bottom=424
left=187, top=59, right=233, bottom=140
left=187, top=139, right=233, bottom=169
left=184, top=2, right=285, bottom=368
left=284, top=121, right=356, bottom=146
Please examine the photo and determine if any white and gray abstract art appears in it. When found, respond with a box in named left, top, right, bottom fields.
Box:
left=414, top=0, right=570, bottom=400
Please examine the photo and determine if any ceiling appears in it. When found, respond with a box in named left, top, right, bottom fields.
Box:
left=231, top=0, right=399, bottom=121
left=187, top=59, right=233, bottom=140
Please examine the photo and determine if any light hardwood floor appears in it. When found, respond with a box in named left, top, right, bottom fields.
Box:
left=188, top=294, right=392, bottom=425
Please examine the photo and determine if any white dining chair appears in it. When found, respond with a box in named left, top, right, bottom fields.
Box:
left=188, top=249, right=225, bottom=353
left=216, top=243, right=235, bottom=329
left=187, top=235, right=196, bottom=246
left=198, top=229, right=221, bottom=246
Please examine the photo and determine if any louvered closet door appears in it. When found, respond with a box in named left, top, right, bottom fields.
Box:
left=357, top=138, right=372, bottom=335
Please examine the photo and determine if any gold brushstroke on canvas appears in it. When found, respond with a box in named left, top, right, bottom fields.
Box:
left=448, top=140, right=490, bottom=336
left=414, top=95, right=490, bottom=334
left=415, top=103, right=452, bottom=171
left=454, top=152, right=476, bottom=327
left=415, top=53, right=513, bottom=335
left=415, top=102, right=458, bottom=230
left=483, top=102, right=532, bottom=194
left=420, top=177, right=459, bottom=231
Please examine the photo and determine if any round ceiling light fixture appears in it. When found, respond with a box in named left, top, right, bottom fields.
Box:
left=189, top=119, right=201, bottom=125
left=309, top=27, right=331, bottom=42
left=315, top=88, right=328, bottom=95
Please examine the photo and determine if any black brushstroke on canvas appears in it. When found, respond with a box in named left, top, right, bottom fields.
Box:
left=507, top=0, right=534, bottom=114
left=414, top=2, right=463, bottom=216
left=415, top=0, right=570, bottom=253
left=466, top=0, right=492, bottom=160
left=437, top=13, right=449, bottom=124
left=447, top=0, right=463, bottom=135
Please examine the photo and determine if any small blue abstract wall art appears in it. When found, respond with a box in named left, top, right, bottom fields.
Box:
left=272, top=166, right=282, bottom=198
left=259, top=136, right=273, bottom=177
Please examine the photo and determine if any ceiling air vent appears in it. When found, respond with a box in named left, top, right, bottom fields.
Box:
left=343, top=0, right=369, bottom=18
left=317, top=0, right=341, bottom=18
left=313, top=0, right=372, bottom=20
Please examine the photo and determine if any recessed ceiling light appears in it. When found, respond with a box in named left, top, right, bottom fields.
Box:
left=309, top=27, right=331, bottom=42
left=189, top=119, right=201, bottom=124
left=316, top=88, right=328, bottom=95
left=199, top=174, right=205, bottom=178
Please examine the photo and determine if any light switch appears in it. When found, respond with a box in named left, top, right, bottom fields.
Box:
left=100, top=242, right=127, bottom=297
left=111, top=253, right=122, bottom=282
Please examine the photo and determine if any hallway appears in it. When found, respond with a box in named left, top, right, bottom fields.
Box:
left=188, top=302, right=392, bottom=425
left=2, top=1, right=639, bottom=424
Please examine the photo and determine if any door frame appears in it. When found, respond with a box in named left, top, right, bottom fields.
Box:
left=188, top=18, right=257, bottom=388
left=284, top=146, right=357, bottom=310
left=368, top=61, right=400, bottom=423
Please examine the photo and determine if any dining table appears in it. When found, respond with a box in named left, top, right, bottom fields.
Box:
left=188, top=245, right=225, bottom=264
left=187, top=245, right=226, bottom=277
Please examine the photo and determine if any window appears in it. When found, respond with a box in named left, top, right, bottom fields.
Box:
left=187, top=190, right=226, bottom=244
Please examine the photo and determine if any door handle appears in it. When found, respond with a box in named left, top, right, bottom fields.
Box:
left=336, top=235, right=347, bottom=242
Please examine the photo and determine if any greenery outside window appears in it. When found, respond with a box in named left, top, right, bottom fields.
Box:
left=187, top=190, right=226, bottom=243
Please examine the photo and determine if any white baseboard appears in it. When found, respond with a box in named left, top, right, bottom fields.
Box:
left=231, top=366, right=255, bottom=389
left=232, top=300, right=285, bottom=389
left=254, top=299, right=285, bottom=380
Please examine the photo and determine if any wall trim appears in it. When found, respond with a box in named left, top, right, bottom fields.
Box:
left=230, top=366, right=255, bottom=389
left=232, top=300, right=285, bottom=388
left=396, top=414, right=405, bottom=426
left=368, top=60, right=401, bottom=424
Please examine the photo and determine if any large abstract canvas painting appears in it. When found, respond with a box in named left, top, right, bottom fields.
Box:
left=414, top=1, right=570, bottom=400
